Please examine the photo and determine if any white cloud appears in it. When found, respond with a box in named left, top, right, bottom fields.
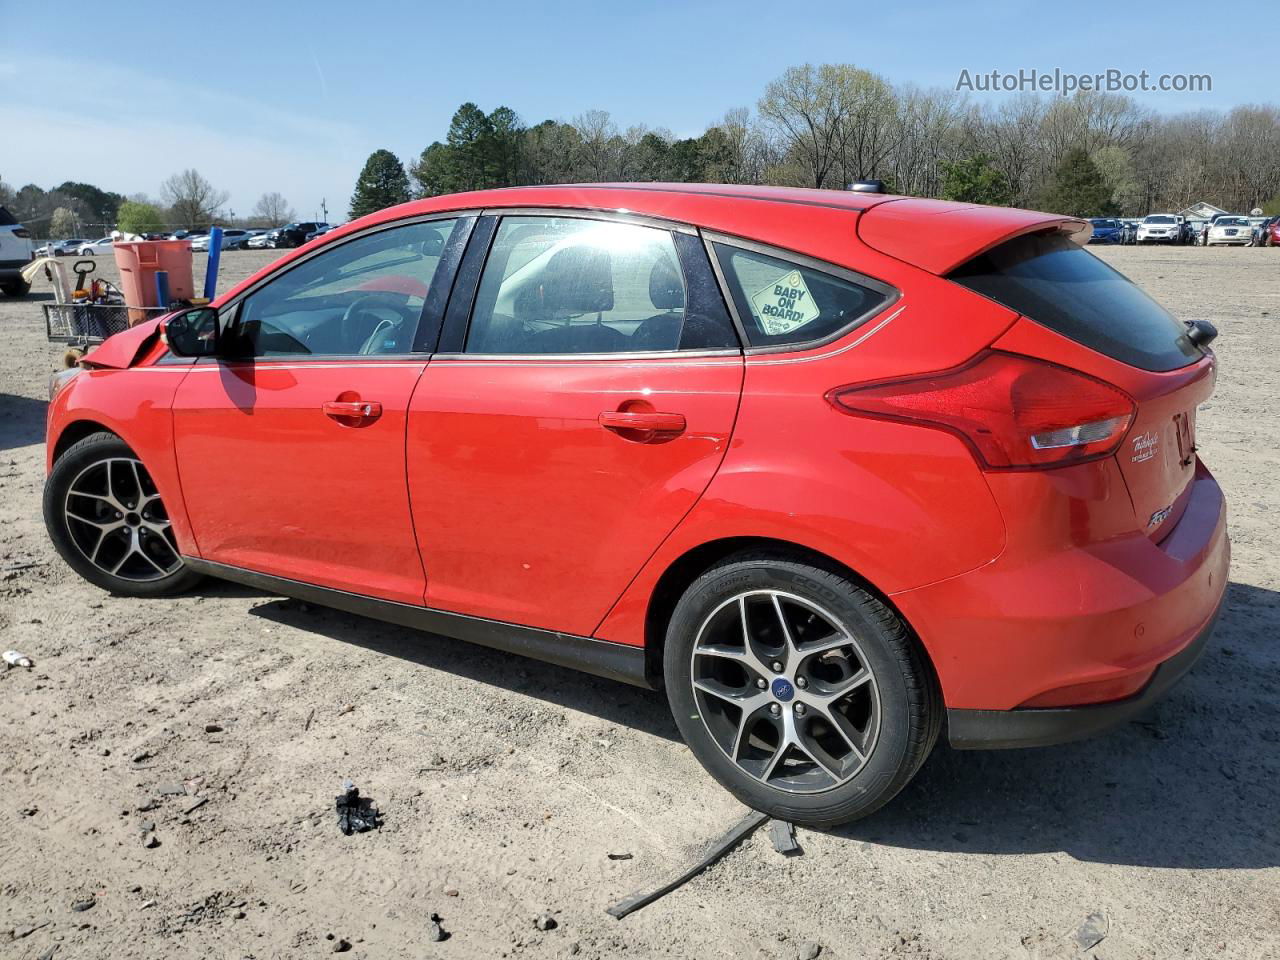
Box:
left=1, top=55, right=371, bottom=221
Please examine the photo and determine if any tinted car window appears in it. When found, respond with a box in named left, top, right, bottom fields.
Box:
left=466, top=216, right=725, bottom=354
left=232, top=219, right=458, bottom=357
left=713, top=244, right=889, bottom=348
left=950, top=232, right=1200, bottom=372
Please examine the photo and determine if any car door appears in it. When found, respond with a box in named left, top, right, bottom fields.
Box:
left=171, top=215, right=470, bottom=604
left=407, top=212, right=745, bottom=636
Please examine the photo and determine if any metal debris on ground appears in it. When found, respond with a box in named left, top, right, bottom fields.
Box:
left=3, top=650, right=34, bottom=669
left=606, top=809, right=768, bottom=919
left=335, top=780, right=380, bottom=835
left=768, top=819, right=802, bottom=856
left=1074, top=912, right=1108, bottom=951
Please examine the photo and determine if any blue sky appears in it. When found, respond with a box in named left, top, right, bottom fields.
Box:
left=2, top=0, right=1274, bottom=222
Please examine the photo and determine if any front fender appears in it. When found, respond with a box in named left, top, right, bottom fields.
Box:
left=47, top=365, right=199, bottom=557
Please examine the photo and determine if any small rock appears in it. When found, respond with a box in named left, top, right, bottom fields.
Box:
left=535, top=912, right=557, bottom=931
left=18, top=806, right=37, bottom=817
left=443, top=886, right=459, bottom=897
left=204, top=723, right=224, bottom=733
left=797, top=942, right=822, bottom=960
left=1074, top=912, right=1108, bottom=951
left=426, top=920, right=446, bottom=942
left=234, top=910, right=246, bottom=920
left=157, top=783, right=186, bottom=796
left=132, top=751, right=153, bottom=763
left=100, top=748, right=111, bottom=756
left=143, top=833, right=161, bottom=849
left=137, top=799, right=160, bottom=812
left=140, top=900, right=156, bottom=909
left=71, top=898, right=95, bottom=912
left=332, top=938, right=351, bottom=953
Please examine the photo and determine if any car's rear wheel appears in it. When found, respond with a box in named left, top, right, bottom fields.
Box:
left=44, top=432, right=202, bottom=597
left=664, top=554, right=941, bottom=826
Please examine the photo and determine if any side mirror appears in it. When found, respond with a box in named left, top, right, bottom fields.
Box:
left=162, top=307, right=220, bottom=357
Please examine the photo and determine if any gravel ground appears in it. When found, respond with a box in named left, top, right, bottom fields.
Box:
left=1, top=246, right=1277, bottom=960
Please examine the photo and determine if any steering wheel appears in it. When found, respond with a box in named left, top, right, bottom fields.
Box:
left=338, top=294, right=409, bottom=355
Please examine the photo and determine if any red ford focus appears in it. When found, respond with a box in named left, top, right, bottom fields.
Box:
left=43, top=184, right=1228, bottom=825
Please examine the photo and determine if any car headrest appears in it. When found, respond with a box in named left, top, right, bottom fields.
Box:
left=649, top=258, right=685, bottom=311
left=539, top=245, right=614, bottom=315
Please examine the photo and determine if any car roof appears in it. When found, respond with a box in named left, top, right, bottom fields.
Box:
left=216, top=183, right=1085, bottom=305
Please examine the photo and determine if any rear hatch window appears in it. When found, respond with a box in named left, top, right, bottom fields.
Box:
left=949, top=231, right=1201, bottom=372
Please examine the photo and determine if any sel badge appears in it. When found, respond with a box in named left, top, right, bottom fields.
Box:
left=750, top=271, right=818, bottom=336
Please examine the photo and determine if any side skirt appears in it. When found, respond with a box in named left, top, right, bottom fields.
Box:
left=182, top=557, right=653, bottom=689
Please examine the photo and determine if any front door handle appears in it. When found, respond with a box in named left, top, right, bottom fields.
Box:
left=322, top=400, right=382, bottom=422
left=599, top=409, right=686, bottom=442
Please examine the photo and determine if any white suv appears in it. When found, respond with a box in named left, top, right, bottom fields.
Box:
left=0, top=206, right=34, bottom=297
left=1136, top=214, right=1182, bottom=244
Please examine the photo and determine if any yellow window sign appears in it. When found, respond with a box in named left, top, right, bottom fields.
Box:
left=750, top=270, right=819, bottom=336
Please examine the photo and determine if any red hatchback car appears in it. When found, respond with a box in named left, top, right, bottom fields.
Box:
left=43, top=184, right=1228, bottom=825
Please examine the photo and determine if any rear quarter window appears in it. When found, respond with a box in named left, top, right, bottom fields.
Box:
left=949, top=232, right=1201, bottom=372
left=713, top=243, right=892, bottom=349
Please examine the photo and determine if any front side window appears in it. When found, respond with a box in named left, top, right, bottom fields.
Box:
left=466, top=216, right=729, bottom=355
left=713, top=243, right=891, bottom=348
left=231, top=219, right=458, bottom=357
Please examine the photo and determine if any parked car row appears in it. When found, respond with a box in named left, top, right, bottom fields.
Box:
left=1087, top=214, right=1279, bottom=247
left=34, top=223, right=339, bottom=258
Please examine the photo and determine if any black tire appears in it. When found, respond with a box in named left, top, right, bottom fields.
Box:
left=44, top=432, right=202, bottom=597
left=0, top=278, right=31, bottom=297
left=664, top=553, right=941, bottom=826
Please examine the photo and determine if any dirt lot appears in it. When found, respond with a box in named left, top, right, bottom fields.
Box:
left=1, top=246, right=1277, bottom=960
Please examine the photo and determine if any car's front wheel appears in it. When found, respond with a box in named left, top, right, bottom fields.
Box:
left=44, top=432, right=202, bottom=597
left=664, top=554, right=941, bottom=826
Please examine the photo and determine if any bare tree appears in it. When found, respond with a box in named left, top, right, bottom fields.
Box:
left=573, top=110, right=622, bottom=180
left=251, top=191, right=295, bottom=227
left=160, top=169, right=229, bottom=229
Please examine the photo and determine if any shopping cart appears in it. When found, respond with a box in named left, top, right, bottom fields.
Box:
left=43, top=302, right=168, bottom=346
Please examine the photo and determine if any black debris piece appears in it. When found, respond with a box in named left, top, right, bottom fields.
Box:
left=768, top=819, right=802, bottom=856
left=336, top=779, right=380, bottom=835
left=606, top=809, right=768, bottom=919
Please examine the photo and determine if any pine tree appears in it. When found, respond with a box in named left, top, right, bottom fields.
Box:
left=1036, top=148, right=1119, bottom=218
left=349, top=150, right=410, bottom=219
left=940, top=154, right=1013, bottom=206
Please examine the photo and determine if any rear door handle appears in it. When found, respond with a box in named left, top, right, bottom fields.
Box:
left=599, top=409, right=686, bottom=439
left=322, top=400, right=382, bottom=422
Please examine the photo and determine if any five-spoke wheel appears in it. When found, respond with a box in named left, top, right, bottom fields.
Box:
left=665, top=553, right=941, bottom=826
left=690, top=590, right=880, bottom=793
left=44, top=432, right=201, bottom=596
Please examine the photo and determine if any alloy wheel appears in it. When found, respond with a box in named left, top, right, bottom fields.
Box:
left=63, top=457, right=183, bottom=582
left=689, top=590, right=881, bottom=794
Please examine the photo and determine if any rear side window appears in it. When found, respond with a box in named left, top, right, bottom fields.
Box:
left=950, top=232, right=1200, bottom=372
left=713, top=243, right=890, bottom=348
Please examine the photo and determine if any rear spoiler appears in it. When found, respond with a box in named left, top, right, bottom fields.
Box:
left=857, top=198, right=1089, bottom=275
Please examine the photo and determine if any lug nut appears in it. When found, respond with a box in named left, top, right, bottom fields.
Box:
left=769, top=703, right=781, bottom=717
left=771, top=661, right=783, bottom=672
left=756, top=678, right=767, bottom=689
left=796, top=677, right=808, bottom=689
left=794, top=703, right=807, bottom=716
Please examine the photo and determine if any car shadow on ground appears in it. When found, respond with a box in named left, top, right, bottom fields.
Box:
left=246, top=596, right=682, bottom=743
left=242, top=577, right=1276, bottom=870
left=837, top=579, right=1280, bottom=870
left=0, top=394, right=50, bottom=452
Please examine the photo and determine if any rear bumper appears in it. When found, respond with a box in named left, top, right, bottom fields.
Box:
left=946, top=597, right=1220, bottom=748
left=893, top=463, right=1229, bottom=721
left=0, top=257, right=31, bottom=279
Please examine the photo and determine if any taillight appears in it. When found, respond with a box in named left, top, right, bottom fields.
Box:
left=827, top=351, right=1136, bottom=470
left=13, top=228, right=30, bottom=239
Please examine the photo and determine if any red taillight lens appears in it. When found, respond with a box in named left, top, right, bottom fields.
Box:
left=827, top=351, right=1135, bottom=470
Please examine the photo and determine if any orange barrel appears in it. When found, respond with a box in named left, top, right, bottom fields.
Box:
left=113, top=239, right=195, bottom=324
